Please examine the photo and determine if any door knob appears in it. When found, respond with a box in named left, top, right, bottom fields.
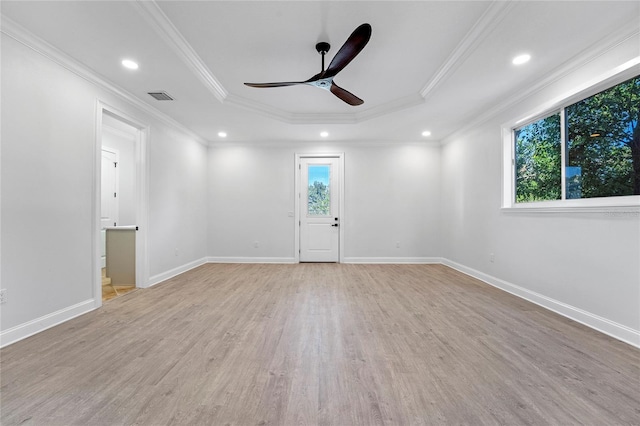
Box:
left=331, top=224, right=339, bottom=227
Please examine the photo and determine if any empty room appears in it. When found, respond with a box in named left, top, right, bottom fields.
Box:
left=1, top=1, right=639, bottom=425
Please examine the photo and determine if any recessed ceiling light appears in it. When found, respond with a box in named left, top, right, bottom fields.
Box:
left=121, top=59, right=139, bottom=70
left=421, top=130, right=432, bottom=137
left=512, top=54, right=531, bottom=65
left=218, top=131, right=227, bottom=138
left=320, top=131, right=329, bottom=138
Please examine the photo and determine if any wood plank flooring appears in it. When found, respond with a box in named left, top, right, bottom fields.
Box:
left=1, top=263, right=638, bottom=425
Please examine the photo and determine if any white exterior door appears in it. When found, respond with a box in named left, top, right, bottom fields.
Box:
left=299, top=157, right=340, bottom=262
left=101, top=148, right=119, bottom=229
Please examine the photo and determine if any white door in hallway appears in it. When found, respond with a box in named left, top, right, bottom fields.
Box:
left=101, top=148, right=119, bottom=229
left=299, top=157, right=340, bottom=262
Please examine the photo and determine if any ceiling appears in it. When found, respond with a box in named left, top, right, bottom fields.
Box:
left=2, top=1, right=639, bottom=144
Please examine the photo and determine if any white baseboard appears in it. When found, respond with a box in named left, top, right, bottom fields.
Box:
left=207, top=256, right=296, bottom=264
left=146, top=257, right=208, bottom=287
left=441, top=258, right=640, bottom=348
left=207, top=257, right=440, bottom=264
left=343, top=257, right=443, bottom=264
left=0, top=299, right=96, bottom=348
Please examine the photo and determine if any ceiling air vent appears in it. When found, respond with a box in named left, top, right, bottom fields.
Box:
left=147, top=91, right=174, bottom=101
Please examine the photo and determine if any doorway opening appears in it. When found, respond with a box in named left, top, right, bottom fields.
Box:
left=95, top=103, right=148, bottom=305
left=295, top=153, right=345, bottom=263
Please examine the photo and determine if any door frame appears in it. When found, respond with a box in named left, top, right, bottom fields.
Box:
left=93, top=101, right=150, bottom=308
left=294, top=153, right=345, bottom=263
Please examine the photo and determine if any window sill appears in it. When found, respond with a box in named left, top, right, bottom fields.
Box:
left=501, top=196, right=640, bottom=214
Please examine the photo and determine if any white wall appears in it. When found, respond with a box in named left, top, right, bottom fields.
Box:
left=344, top=144, right=440, bottom=260
left=0, top=34, right=208, bottom=341
left=148, top=125, right=208, bottom=279
left=440, top=36, right=640, bottom=344
left=208, top=143, right=441, bottom=262
left=207, top=145, right=295, bottom=260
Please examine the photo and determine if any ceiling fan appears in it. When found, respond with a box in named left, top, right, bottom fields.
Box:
left=244, top=23, right=372, bottom=106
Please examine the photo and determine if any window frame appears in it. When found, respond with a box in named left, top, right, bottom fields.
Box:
left=502, top=59, right=640, bottom=212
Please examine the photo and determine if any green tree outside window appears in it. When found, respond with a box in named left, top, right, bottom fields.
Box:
left=308, top=181, right=330, bottom=215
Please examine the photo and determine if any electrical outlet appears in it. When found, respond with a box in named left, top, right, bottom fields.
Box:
left=489, top=253, right=495, bottom=263
left=175, top=248, right=179, bottom=257
left=396, top=241, right=401, bottom=248
left=0, top=289, right=7, bottom=304
left=253, top=241, right=260, bottom=248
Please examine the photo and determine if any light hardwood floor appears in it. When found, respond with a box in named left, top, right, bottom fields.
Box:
left=101, top=268, right=136, bottom=302
left=102, top=283, right=136, bottom=302
left=1, top=264, right=638, bottom=425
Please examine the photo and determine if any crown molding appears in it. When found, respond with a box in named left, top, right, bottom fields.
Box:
left=291, top=112, right=357, bottom=125
left=442, top=17, right=640, bottom=145
left=131, top=1, right=227, bottom=102
left=225, top=93, right=358, bottom=124
left=226, top=93, right=426, bottom=125
left=208, top=138, right=441, bottom=149
left=225, top=94, right=358, bottom=125
left=356, top=94, right=425, bottom=122
left=420, top=1, right=514, bottom=99
left=224, top=94, right=294, bottom=122
left=1, top=15, right=209, bottom=146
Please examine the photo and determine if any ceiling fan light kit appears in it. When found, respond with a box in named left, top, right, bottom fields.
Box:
left=244, top=23, right=372, bottom=106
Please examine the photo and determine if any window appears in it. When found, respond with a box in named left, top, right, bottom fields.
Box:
left=510, top=73, right=640, bottom=207
left=565, top=79, right=638, bottom=199
left=307, top=165, right=331, bottom=216
left=515, top=113, right=562, bottom=202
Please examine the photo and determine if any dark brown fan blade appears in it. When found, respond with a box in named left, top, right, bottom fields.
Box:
left=330, top=82, right=364, bottom=106
left=244, top=82, right=306, bottom=88
left=324, top=23, right=371, bottom=78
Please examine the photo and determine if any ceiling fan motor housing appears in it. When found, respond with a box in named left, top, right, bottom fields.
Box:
left=315, top=42, right=331, bottom=54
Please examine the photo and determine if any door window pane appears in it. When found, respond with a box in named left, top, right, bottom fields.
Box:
left=308, top=165, right=330, bottom=215
left=515, top=113, right=562, bottom=202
